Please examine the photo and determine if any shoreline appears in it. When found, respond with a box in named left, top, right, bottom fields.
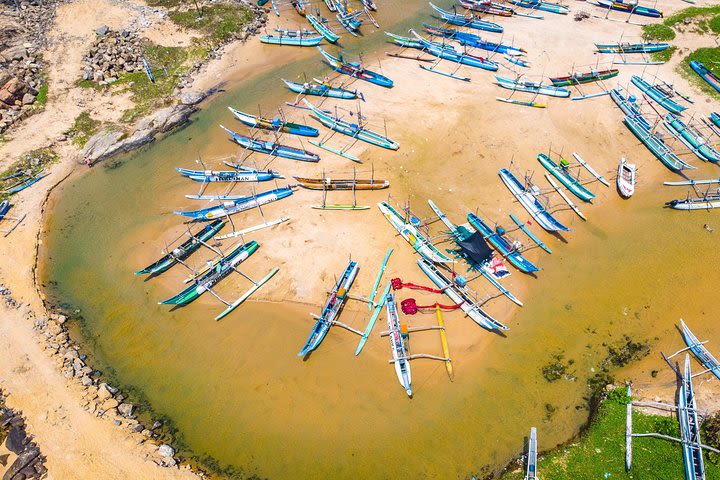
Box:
left=3, top=0, right=720, bottom=478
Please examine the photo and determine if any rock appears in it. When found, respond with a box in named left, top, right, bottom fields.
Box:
left=96, top=25, right=110, bottom=36
left=158, top=444, right=175, bottom=458
left=80, top=130, right=125, bottom=164
left=5, top=426, right=27, bottom=454
left=0, top=45, right=27, bottom=61
left=56, top=315, right=67, bottom=324
left=151, top=421, right=162, bottom=430
left=21, top=93, right=34, bottom=105
left=97, top=384, right=113, bottom=401
left=80, top=375, right=93, bottom=387
left=2, top=447, right=39, bottom=480
left=129, top=423, right=143, bottom=433
left=117, top=403, right=133, bottom=417
left=101, top=398, right=119, bottom=411
left=179, top=91, right=205, bottom=106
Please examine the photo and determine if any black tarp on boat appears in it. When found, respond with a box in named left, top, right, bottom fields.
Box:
left=456, top=230, right=493, bottom=267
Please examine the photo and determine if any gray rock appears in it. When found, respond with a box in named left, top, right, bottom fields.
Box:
left=179, top=91, right=205, bottom=106
left=117, top=403, right=133, bottom=417
left=158, top=444, right=175, bottom=458
left=21, top=93, right=34, bottom=105
left=80, top=375, right=93, bottom=387
left=2, top=447, right=39, bottom=479
left=96, top=25, right=110, bottom=36
left=80, top=129, right=125, bottom=164
left=5, top=426, right=27, bottom=454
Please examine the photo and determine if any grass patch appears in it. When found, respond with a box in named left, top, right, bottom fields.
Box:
left=651, top=45, right=677, bottom=63
left=168, top=4, right=254, bottom=46
left=501, top=386, right=720, bottom=480
left=679, top=47, right=720, bottom=100
left=710, top=15, right=720, bottom=34
left=641, top=24, right=675, bottom=41
left=76, top=79, right=107, bottom=91
left=35, top=81, right=48, bottom=108
left=0, top=147, right=59, bottom=199
left=66, top=111, right=101, bottom=148
left=664, top=5, right=720, bottom=29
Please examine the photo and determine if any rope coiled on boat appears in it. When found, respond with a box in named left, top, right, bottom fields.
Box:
left=400, top=298, right=463, bottom=315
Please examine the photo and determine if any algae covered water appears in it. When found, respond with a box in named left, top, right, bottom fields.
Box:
left=40, top=2, right=720, bottom=478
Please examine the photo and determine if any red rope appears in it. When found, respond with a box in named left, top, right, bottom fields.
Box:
left=391, top=277, right=444, bottom=293
left=400, top=298, right=463, bottom=315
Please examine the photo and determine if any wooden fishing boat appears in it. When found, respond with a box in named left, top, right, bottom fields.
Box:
left=298, top=260, right=359, bottom=356
left=385, top=291, right=412, bottom=396
left=422, top=24, right=525, bottom=56
left=499, top=168, right=569, bottom=232
left=665, top=178, right=720, bottom=187
left=303, top=100, right=399, bottom=150
left=617, top=158, right=635, bottom=198
left=220, top=125, right=320, bottom=162
left=417, top=258, right=508, bottom=331
left=631, top=75, right=686, bottom=114
left=0, top=200, right=10, bottom=221
left=549, top=68, right=618, bottom=87
left=260, top=32, right=323, bottom=46
left=525, top=427, right=538, bottom=480
left=495, top=76, right=571, bottom=97
left=595, top=42, right=668, bottom=54
left=666, top=194, right=720, bottom=210
left=291, top=0, right=307, bottom=16
left=318, top=47, right=394, bottom=88
left=377, top=201, right=454, bottom=263
left=360, top=0, right=377, bottom=11
left=467, top=213, right=539, bottom=273
left=3, top=171, right=46, bottom=194
left=497, top=97, right=545, bottom=108
left=135, top=220, right=225, bottom=276
left=177, top=166, right=282, bottom=183
left=142, top=57, right=155, bottom=83
left=537, top=153, right=595, bottom=202
left=460, top=0, right=514, bottom=16
left=690, top=60, right=720, bottom=94
left=427, top=200, right=523, bottom=306
left=623, top=115, right=693, bottom=172
left=610, top=87, right=652, bottom=130
left=680, top=320, right=720, bottom=380
left=174, top=186, right=294, bottom=220
left=294, top=176, right=389, bottom=190
left=336, top=7, right=363, bottom=36
left=228, top=107, right=318, bottom=137
left=510, top=0, right=568, bottom=14
left=711, top=112, right=720, bottom=128
left=509, top=213, right=552, bottom=254
left=282, top=78, right=359, bottom=100
left=306, top=14, right=340, bottom=43
left=506, top=56, right=530, bottom=68
left=595, top=0, right=662, bottom=17
left=678, top=354, right=706, bottom=480
left=324, top=0, right=337, bottom=11
left=159, top=241, right=259, bottom=305
left=411, top=30, right=499, bottom=72
left=429, top=2, right=504, bottom=33
left=664, top=114, right=720, bottom=163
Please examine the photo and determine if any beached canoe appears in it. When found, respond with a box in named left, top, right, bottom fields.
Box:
left=337, top=10, right=363, bottom=35
left=422, top=24, right=526, bottom=56
left=306, top=14, right=340, bottom=43
left=282, top=78, right=360, bottom=100
left=228, top=107, right=318, bottom=137
left=173, top=186, right=294, bottom=220
left=495, top=76, right=570, bottom=98
left=666, top=195, right=720, bottom=210
left=595, top=42, right=668, bottom=54
left=411, top=30, right=499, bottom=71
left=610, top=87, right=652, bottom=130
left=384, top=291, right=412, bottom=396
left=623, top=115, right=693, bottom=172
left=690, top=60, right=720, bottom=94
left=711, top=112, right=720, bottom=128
left=0, top=200, right=10, bottom=221
left=135, top=220, right=225, bottom=276
left=260, top=32, right=323, bottom=46
left=594, top=0, right=662, bottom=17
left=303, top=99, right=399, bottom=150
left=291, top=0, right=307, bottom=15
left=159, top=241, right=259, bottom=305
left=459, top=0, right=514, bottom=16
left=526, top=427, right=539, bottom=479
left=220, top=125, right=320, bottom=162
left=509, top=0, right=568, bottom=14
left=318, top=47, right=393, bottom=88
left=298, top=260, right=359, bottom=356
left=3, top=171, right=46, bottom=195
left=294, top=176, right=389, bottom=190
left=678, top=355, right=706, bottom=480
left=378, top=201, right=454, bottom=263
left=664, top=113, right=720, bottom=163
left=467, top=213, right=539, bottom=273
left=680, top=320, right=720, bottom=380
left=550, top=68, right=618, bottom=86
left=537, top=153, right=595, bottom=202
left=498, top=168, right=569, bottom=232
left=177, top=166, right=282, bottom=183
left=631, top=75, right=686, bottom=114
left=417, top=258, right=508, bottom=331
left=617, top=158, right=635, bottom=198
left=429, top=2, right=503, bottom=32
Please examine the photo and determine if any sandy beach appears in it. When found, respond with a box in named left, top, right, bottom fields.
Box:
left=2, top=0, right=720, bottom=477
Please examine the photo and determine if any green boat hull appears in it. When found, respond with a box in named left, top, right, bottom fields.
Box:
left=537, top=153, right=595, bottom=202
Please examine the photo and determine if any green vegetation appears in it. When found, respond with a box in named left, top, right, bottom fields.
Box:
left=679, top=47, right=720, bottom=100
left=642, top=24, right=675, bottom=41
left=541, top=353, right=575, bottom=383
left=664, top=5, right=720, bottom=32
left=66, top=111, right=101, bottom=148
left=168, top=4, right=254, bottom=47
left=710, top=15, right=720, bottom=34
left=0, top=147, right=59, bottom=200
left=502, top=387, right=720, bottom=479
left=651, top=45, right=677, bottom=63
left=703, top=411, right=720, bottom=464
left=35, top=81, right=48, bottom=108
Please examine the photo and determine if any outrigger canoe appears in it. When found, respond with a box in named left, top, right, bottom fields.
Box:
left=498, top=168, right=569, bottom=232
left=664, top=113, right=720, bottom=163
left=631, top=75, right=686, bottom=114
left=135, top=220, right=225, bottom=275
left=298, top=260, right=359, bottom=356
left=537, top=153, right=595, bottom=202
left=550, top=68, right=618, bottom=86
left=282, top=78, right=360, bottom=100
left=411, top=30, right=499, bottom=71
left=177, top=165, right=283, bottom=183
left=595, top=42, right=668, bottom=54
left=173, top=186, right=294, bottom=220
left=678, top=355, right=705, bottom=480
left=306, top=14, right=340, bottom=44
left=294, top=176, right=389, bottom=190
left=680, top=319, right=720, bottom=380
left=385, top=291, right=412, bottom=396
left=318, top=47, right=394, bottom=88
left=220, top=125, right=320, bottom=162
left=228, top=107, right=318, bottom=137
left=378, top=201, right=454, bottom=263
left=495, top=76, right=571, bottom=98
left=467, top=213, right=539, bottom=273
left=422, top=24, right=526, bottom=56
left=429, top=2, right=504, bottom=33
left=595, top=0, right=663, bottom=18
left=159, top=241, right=259, bottom=306
left=610, top=86, right=652, bottom=130
left=260, top=32, right=324, bottom=46
left=623, top=115, right=693, bottom=172
left=509, top=0, right=569, bottom=14
left=690, top=60, right=720, bottom=94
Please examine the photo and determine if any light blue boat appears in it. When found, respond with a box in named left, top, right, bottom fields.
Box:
left=173, top=186, right=294, bottom=220
left=537, top=153, right=595, bottom=202
left=610, top=87, right=652, bottom=130
left=411, top=30, right=499, bottom=72
left=307, top=14, right=340, bottom=43
left=467, top=213, right=539, bottom=273
left=623, top=114, right=693, bottom=172
left=429, top=2, right=504, bottom=33
left=631, top=75, right=686, bottom=114
left=509, top=0, right=569, bottom=14
left=664, top=113, right=720, bottom=163
left=498, top=168, right=569, bottom=232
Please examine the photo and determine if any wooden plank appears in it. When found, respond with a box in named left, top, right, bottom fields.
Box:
left=436, top=306, right=453, bottom=380
left=544, top=174, right=587, bottom=221
left=355, top=282, right=391, bottom=356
